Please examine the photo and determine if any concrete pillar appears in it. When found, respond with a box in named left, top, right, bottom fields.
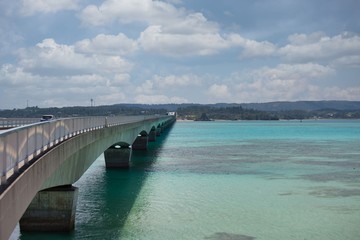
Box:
left=148, top=129, right=157, bottom=142
left=104, top=145, right=132, bottom=168
left=156, top=127, right=162, bottom=136
left=132, top=135, right=148, bottom=150
left=20, top=185, right=78, bottom=232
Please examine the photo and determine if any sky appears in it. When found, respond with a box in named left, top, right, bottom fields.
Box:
left=0, top=0, right=360, bottom=109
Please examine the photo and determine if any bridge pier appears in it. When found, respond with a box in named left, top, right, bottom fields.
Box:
left=148, top=129, right=157, bottom=142
left=156, top=127, right=162, bottom=136
left=104, top=144, right=132, bottom=168
left=19, top=185, right=78, bottom=232
left=132, top=134, right=148, bottom=150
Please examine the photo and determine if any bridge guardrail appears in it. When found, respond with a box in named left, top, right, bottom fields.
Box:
left=0, top=115, right=164, bottom=186
left=0, top=118, right=39, bottom=129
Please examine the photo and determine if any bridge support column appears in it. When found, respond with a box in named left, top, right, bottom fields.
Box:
left=104, top=145, right=132, bottom=168
left=156, top=127, right=162, bottom=136
left=19, top=185, right=78, bottom=232
left=132, top=135, right=148, bottom=150
left=148, top=129, right=157, bottom=142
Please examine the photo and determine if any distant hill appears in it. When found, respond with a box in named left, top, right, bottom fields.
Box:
left=1, top=101, right=359, bottom=119
left=239, top=101, right=360, bottom=111
left=124, top=101, right=360, bottom=111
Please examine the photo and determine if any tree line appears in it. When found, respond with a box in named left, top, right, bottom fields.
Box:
left=1, top=104, right=359, bottom=120
left=177, top=105, right=360, bottom=120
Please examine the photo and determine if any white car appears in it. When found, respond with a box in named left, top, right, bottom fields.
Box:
left=40, top=115, right=54, bottom=122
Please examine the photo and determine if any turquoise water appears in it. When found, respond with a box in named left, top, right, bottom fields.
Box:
left=13, top=120, right=360, bottom=239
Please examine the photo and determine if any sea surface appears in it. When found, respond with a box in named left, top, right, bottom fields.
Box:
left=11, top=120, right=360, bottom=240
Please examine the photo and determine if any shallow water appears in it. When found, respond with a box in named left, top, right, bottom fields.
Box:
left=13, top=120, right=360, bottom=240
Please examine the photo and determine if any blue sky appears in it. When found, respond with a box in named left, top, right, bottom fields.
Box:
left=1, top=0, right=359, bottom=109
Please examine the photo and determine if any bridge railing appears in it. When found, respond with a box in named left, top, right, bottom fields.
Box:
left=0, top=118, right=39, bottom=129
left=0, top=115, right=164, bottom=186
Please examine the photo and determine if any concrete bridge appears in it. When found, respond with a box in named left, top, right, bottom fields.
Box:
left=0, top=115, right=175, bottom=239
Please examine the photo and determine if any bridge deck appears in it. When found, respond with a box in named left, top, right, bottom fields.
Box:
left=0, top=115, right=175, bottom=239
left=0, top=115, right=173, bottom=186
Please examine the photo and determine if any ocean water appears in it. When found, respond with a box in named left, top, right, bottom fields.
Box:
left=12, top=120, right=360, bottom=240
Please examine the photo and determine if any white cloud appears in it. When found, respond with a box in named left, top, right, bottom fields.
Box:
left=134, top=74, right=202, bottom=102
left=225, top=31, right=360, bottom=62
left=153, top=74, right=202, bottom=87
left=2, top=1, right=359, bottom=109
left=135, top=80, right=154, bottom=95
left=207, top=84, right=231, bottom=100
left=79, top=0, right=309, bottom=60
left=17, top=38, right=133, bottom=75
left=231, top=63, right=336, bottom=102
left=320, top=86, right=360, bottom=101
left=139, top=25, right=228, bottom=56
left=80, top=0, right=230, bottom=57
left=96, top=90, right=127, bottom=104
left=20, top=0, right=79, bottom=16
left=163, top=0, right=183, bottom=4
left=287, top=32, right=326, bottom=45
left=75, top=33, right=138, bottom=56
left=65, top=74, right=107, bottom=86
left=279, top=32, right=360, bottom=63
left=252, top=63, right=335, bottom=80
left=331, top=55, right=360, bottom=68
left=0, top=63, right=130, bottom=108
left=113, top=73, right=131, bottom=85
left=0, top=64, right=40, bottom=86
left=1, top=64, right=98, bottom=90
left=80, top=0, right=181, bottom=26
left=227, top=33, right=277, bottom=58
left=0, top=37, right=135, bottom=108
left=134, top=94, right=188, bottom=104
left=80, top=0, right=217, bottom=34
left=162, top=12, right=218, bottom=34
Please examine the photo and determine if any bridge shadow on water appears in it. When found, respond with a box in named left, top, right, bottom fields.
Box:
left=16, top=127, right=174, bottom=240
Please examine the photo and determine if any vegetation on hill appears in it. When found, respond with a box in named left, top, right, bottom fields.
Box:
left=177, top=105, right=360, bottom=120
left=177, top=106, right=279, bottom=120
left=0, top=101, right=359, bottom=120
